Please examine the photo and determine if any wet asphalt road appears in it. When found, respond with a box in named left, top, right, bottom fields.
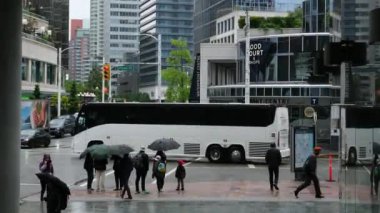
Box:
left=19, top=136, right=378, bottom=213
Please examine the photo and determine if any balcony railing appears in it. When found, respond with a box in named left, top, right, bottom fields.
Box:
left=22, top=32, right=54, bottom=47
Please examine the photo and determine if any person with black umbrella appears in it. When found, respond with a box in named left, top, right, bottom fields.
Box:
left=265, top=143, right=282, bottom=191
left=81, top=140, right=103, bottom=193
left=120, top=153, right=134, bottom=199
left=111, top=155, right=123, bottom=191
left=36, top=173, right=70, bottom=213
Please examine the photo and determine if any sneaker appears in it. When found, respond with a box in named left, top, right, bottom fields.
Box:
left=135, top=191, right=140, bottom=194
left=142, top=191, right=150, bottom=194
left=294, top=191, right=299, bottom=199
left=176, top=188, right=180, bottom=191
left=114, top=188, right=119, bottom=191
left=315, top=195, right=324, bottom=199
left=274, top=184, right=279, bottom=190
left=181, top=188, right=184, bottom=191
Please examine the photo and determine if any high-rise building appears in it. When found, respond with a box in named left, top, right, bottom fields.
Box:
left=26, top=0, right=69, bottom=68
left=139, top=0, right=194, bottom=101
left=70, top=19, right=83, bottom=40
left=69, top=28, right=91, bottom=82
left=193, top=0, right=301, bottom=54
left=90, top=0, right=140, bottom=62
left=90, top=0, right=140, bottom=96
left=330, top=0, right=380, bottom=104
left=90, top=0, right=105, bottom=59
left=302, top=0, right=329, bottom=33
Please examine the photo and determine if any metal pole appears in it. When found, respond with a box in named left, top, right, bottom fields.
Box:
left=0, top=0, right=21, bottom=211
left=102, top=57, right=105, bottom=102
left=340, top=62, right=346, bottom=104
left=244, top=9, right=250, bottom=104
left=158, top=34, right=162, bottom=103
left=58, top=47, right=62, bottom=116
left=108, top=63, right=112, bottom=102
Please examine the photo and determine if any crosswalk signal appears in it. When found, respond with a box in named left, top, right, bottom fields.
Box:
left=103, top=63, right=110, bottom=80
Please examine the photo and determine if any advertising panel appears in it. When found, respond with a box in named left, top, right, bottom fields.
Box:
left=294, top=127, right=315, bottom=169
left=21, top=100, right=49, bottom=130
left=248, top=40, right=276, bottom=82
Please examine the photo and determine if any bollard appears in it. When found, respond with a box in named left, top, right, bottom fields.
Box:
left=326, top=153, right=336, bottom=182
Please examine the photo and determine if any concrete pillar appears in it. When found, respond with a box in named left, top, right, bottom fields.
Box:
left=44, top=62, right=48, bottom=84
left=28, top=59, right=32, bottom=82
left=0, top=0, right=21, bottom=212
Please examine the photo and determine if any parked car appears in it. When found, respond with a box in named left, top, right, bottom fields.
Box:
left=21, top=129, right=51, bottom=148
left=49, top=117, right=75, bottom=138
left=58, top=114, right=76, bottom=121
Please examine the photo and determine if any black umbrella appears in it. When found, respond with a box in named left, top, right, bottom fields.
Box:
left=148, top=138, right=181, bottom=151
left=36, top=173, right=70, bottom=195
left=108, top=144, right=134, bottom=157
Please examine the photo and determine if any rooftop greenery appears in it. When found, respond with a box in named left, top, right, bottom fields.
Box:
left=238, top=8, right=302, bottom=30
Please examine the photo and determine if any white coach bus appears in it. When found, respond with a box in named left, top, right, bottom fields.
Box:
left=73, top=103, right=289, bottom=163
left=332, top=105, right=380, bottom=165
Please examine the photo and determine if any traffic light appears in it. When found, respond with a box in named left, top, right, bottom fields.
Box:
left=103, top=63, right=110, bottom=80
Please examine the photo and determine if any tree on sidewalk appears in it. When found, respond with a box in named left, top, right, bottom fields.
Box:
left=85, top=67, right=102, bottom=101
left=32, top=84, right=41, bottom=99
left=68, top=81, right=80, bottom=113
left=162, top=38, right=192, bottom=102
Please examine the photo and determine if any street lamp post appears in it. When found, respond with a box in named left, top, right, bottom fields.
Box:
left=57, top=46, right=75, bottom=116
left=244, top=8, right=250, bottom=104
left=140, top=33, right=161, bottom=103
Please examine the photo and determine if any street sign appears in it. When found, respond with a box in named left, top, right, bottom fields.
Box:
left=311, top=97, right=318, bottom=105
left=114, top=65, right=134, bottom=71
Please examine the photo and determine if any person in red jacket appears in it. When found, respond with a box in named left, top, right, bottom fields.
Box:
left=175, top=160, right=186, bottom=191
left=294, top=146, right=324, bottom=199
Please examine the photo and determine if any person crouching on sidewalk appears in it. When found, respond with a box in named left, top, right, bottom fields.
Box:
left=175, top=160, right=186, bottom=191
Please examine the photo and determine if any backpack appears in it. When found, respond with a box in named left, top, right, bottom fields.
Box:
left=157, top=162, right=166, bottom=173
left=133, top=154, right=144, bottom=170
left=303, top=157, right=311, bottom=172
left=375, top=165, right=380, bottom=177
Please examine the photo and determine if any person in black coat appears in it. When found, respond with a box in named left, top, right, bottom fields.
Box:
left=152, top=155, right=166, bottom=192
left=82, top=140, right=103, bottom=193
left=134, top=146, right=149, bottom=194
left=94, top=158, right=108, bottom=192
left=175, top=160, right=186, bottom=191
left=83, top=153, right=94, bottom=193
left=371, top=154, right=380, bottom=195
left=294, top=147, right=324, bottom=198
left=111, top=155, right=123, bottom=191
left=120, top=153, right=134, bottom=199
left=265, top=143, right=282, bottom=191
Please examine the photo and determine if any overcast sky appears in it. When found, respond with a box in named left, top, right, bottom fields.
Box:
left=69, top=0, right=90, bottom=19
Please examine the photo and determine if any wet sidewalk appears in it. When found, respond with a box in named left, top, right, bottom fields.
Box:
left=22, top=179, right=343, bottom=202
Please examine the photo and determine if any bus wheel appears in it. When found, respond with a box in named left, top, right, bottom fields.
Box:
left=347, top=148, right=357, bottom=166
left=208, top=146, right=223, bottom=163
left=229, top=147, right=245, bottom=163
